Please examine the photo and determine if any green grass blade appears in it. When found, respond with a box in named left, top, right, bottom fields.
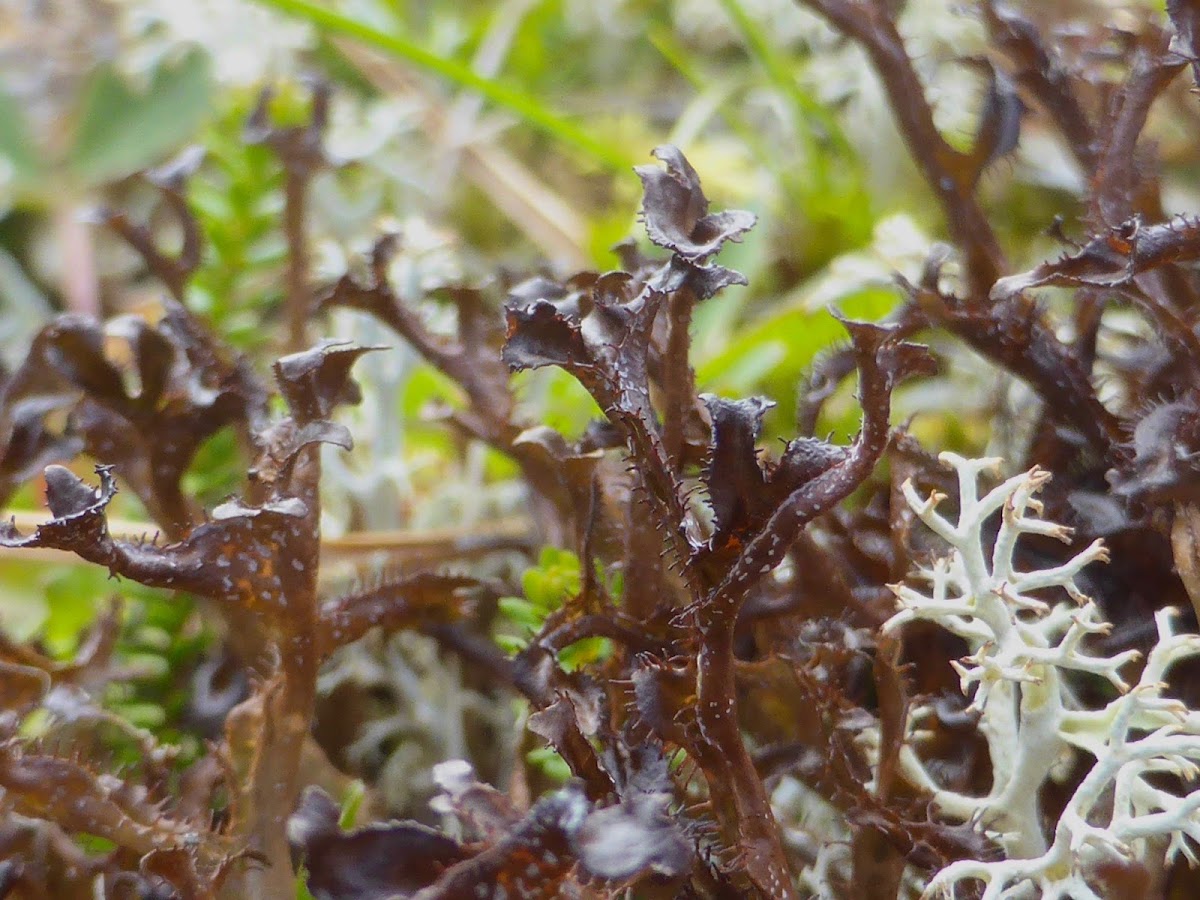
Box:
left=250, top=0, right=637, bottom=173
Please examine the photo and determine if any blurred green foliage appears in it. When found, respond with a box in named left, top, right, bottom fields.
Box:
left=526, top=743, right=573, bottom=782
left=188, top=96, right=290, bottom=351
left=495, top=546, right=612, bottom=670
left=0, top=49, right=212, bottom=203
left=69, top=50, right=212, bottom=187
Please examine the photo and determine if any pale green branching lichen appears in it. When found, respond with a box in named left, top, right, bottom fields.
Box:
left=886, top=453, right=1200, bottom=898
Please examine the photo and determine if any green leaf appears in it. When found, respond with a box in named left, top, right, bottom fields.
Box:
left=67, top=49, right=213, bottom=186
left=0, top=90, right=45, bottom=190
left=494, top=633, right=527, bottom=655
left=338, top=780, right=366, bottom=829
left=295, top=865, right=317, bottom=900
left=558, top=636, right=611, bottom=672
left=526, top=745, right=571, bottom=783
left=522, top=548, right=581, bottom=613
left=117, top=652, right=171, bottom=681
left=73, top=834, right=116, bottom=855
left=108, top=701, right=167, bottom=730
left=498, top=596, right=542, bottom=631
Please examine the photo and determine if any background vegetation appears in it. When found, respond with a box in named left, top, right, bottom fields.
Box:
left=4, top=0, right=1200, bottom=897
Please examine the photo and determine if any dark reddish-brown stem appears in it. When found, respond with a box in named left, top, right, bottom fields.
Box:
left=982, top=1, right=1098, bottom=171
left=325, top=273, right=513, bottom=434
left=905, top=284, right=1127, bottom=465
left=687, top=331, right=909, bottom=899
left=103, top=209, right=191, bottom=303
left=234, top=448, right=322, bottom=900
left=283, top=172, right=312, bottom=354
left=662, top=286, right=697, bottom=469
left=538, top=613, right=664, bottom=655
left=317, top=576, right=480, bottom=658
left=995, top=20, right=1195, bottom=317
left=621, top=477, right=672, bottom=621
left=102, top=156, right=205, bottom=304
left=245, top=84, right=329, bottom=356
left=322, top=260, right=580, bottom=547
left=423, top=624, right=616, bottom=801
left=1091, top=33, right=1183, bottom=227
left=798, top=0, right=1005, bottom=297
